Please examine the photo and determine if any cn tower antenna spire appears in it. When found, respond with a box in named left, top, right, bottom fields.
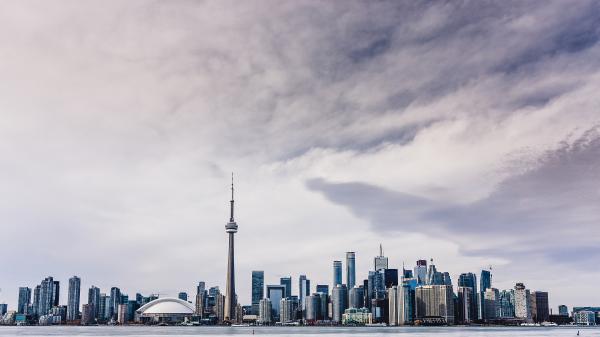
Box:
left=230, top=172, right=235, bottom=222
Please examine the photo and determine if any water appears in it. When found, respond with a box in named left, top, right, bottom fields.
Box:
left=0, top=326, right=597, bottom=337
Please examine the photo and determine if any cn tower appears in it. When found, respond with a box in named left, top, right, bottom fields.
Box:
left=224, top=173, right=238, bottom=323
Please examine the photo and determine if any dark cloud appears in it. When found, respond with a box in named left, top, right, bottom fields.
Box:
left=307, top=126, right=600, bottom=262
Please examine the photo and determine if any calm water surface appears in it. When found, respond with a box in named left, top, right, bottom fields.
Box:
left=0, top=326, right=598, bottom=337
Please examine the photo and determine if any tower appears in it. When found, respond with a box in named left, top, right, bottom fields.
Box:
left=224, top=173, right=238, bottom=323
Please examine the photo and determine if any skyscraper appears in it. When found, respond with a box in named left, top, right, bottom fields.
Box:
left=316, top=284, right=329, bottom=295
left=38, top=277, right=57, bottom=316
left=67, top=276, right=81, bottom=321
left=88, top=286, right=101, bottom=321
left=414, top=260, right=427, bottom=285
left=178, top=292, right=188, bottom=301
left=531, top=291, right=549, bottom=323
left=349, top=285, right=365, bottom=309
left=224, top=174, right=238, bottom=323
left=17, top=287, right=31, bottom=315
left=479, top=269, right=492, bottom=319
left=332, top=284, right=348, bottom=323
left=109, top=287, right=121, bottom=320
left=558, top=305, right=569, bottom=316
left=514, top=283, right=531, bottom=320
left=483, top=288, right=499, bottom=321
left=374, top=244, right=388, bottom=271
left=346, top=252, right=356, bottom=289
left=388, top=286, right=399, bottom=325
left=397, top=281, right=414, bottom=325
left=457, top=286, right=474, bottom=324
left=258, top=298, right=272, bottom=324
left=458, top=273, right=478, bottom=323
left=332, top=261, right=343, bottom=288
left=251, top=271, right=264, bottom=315
left=299, top=275, right=310, bottom=310
left=280, top=277, right=292, bottom=299
left=415, top=285, right=455, bottom=324
left=266, top=285, right=286, bottom=321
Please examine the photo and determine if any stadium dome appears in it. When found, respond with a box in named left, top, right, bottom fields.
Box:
left=136, top=297, right=195, bottom=324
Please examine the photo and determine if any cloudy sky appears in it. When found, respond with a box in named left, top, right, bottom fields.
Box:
left=1, top=0, right=599, bottom=311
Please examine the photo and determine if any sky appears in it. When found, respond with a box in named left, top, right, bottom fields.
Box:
left=1, top=0, right=599, bottom=311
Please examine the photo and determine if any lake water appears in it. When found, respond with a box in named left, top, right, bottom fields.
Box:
left=0, top=326, right=598, bottom=337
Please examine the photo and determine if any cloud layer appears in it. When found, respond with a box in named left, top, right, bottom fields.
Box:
left=1, top=0, right=599, bottom=309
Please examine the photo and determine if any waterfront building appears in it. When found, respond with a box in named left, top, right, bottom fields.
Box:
left=117, top=304, right=127, bottom=324
left=479, top=270, right=492, bottom=319
left=342, top=307, right=372, bottom=325
left=574, top=311, right=596, bottom=326
left=81, top=304, right=94, bottom=325
left=215, top=293, right=225, bottom=323
left=484, top=288, right=499, bottom=320
left=415, top=285, right=455, bottom=325
left=317, top=292, right=329, bottom=320
left=558, top=305, right=569, bottom=316
left=280, top=277, right=292, bottom=299
left=17, top=287, right=31, bottom=315
left=498, top=289, right=515, bottom=318
left=332, top=284, right=348, bottom=323
left=299, top=275, right=310, bottom=310
left=135, top=298, right=195, bottom=324
left=349, top=285, right=365, bottom=309
left=397, top=281, right=414, bottom=325
left=224, top=175, right=239, bottom=323
left=374, top=244, right=388, bottom=271
left=279, top=296, right=298, bottom=323
left=37, top=277, right=59, bottom=317
left=109, top=287, right=121, bottom=320
left=457, top=286, right=474, bottom=324
left=87, top=286, right=101, bottom=320
left=514, top=283, right=531, bottom=321
left=531, top=291, right=549, bottom=323
left=346, top=252, right=356, bottom=289
left=258, top=298, right=272, bottom=325
left=458, top=273, right=478, bottom=321
left=67, top=276, right=81, bottom=321
left=388, top=286, right=399, bottom=325
left=251, top=271, right=264, bottom=315
left=304, top=294, right=321, bottom=322
left=266, top=285, right=285, bottom=321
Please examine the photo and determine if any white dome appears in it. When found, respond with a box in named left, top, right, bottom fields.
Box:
left=137, top=297, right=194, bottom=315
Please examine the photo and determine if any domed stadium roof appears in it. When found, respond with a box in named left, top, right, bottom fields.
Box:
left=137, top=297, right=195, bottom=315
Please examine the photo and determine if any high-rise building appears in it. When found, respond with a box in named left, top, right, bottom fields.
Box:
left=88, top=286, right=101, bottom=321
left=346, top=252, right=356, bottom=289
left=215, top=293, right=226, bottom=323
left=479, top=270, right=492, bottom=319
left=251, top=271, right=264, bottom=315
left=81, top=304, right=94, bottom=325
left=178, top=292, right=188, bottom=301
left=531, top=291, right=549, bottom=323
left=333, top=261, right=343, bottom=287
left=458, top=273, right=478, bottom=322
left=374, top=244, right=388, bottom=271
left=384, top=269, right=399, bottom=288
left=414, top=260, right=427, bottom=285
left=368, top=270, right=386, bottom=302
left=109, top=287, right=121, bottom=320
left=514, top=283, right=531, bottom=321
left=280, top=296, right=299, bottom=323
left=332, top=284, right=348, bottom=323
left=349, top=286, right=365, bottom=309
left=0, top=304, right=7, bottom=316
left=304, top=294, right=321, bottom=322
left=52, top=280, right=60, bottom=307
left=280, top=277, right=292, bottom=299
left=484, top=288, right=499, bottom=321
left=17, top=287, right=31, bottom=315
left=67, top=276, right=81, bottom=321
left=32, top=285, right=41, bottom=317
left=426, top=262, right=443, bottom=285
left=388, top=286, right=399, bottom=325
left=224, top=175, right=239, bottom=323
left=316, top=284, right=329, bottom=295
left=266, top=285, right=286, bottom=321
left=415, top=285, right=455, bottom=324
left=299, top=275, right=310, bottom=310
left=558, top=305, right=569, bottom=316
left=397, top=282, right=414, bottom=325
left=457, top=286, right=474, bottom=324
left=258, top=298, right=272, bottom=325
left=38, top=276, right=58, bottom=316
left=117, top=304, right=128, bottom=324
left=498, top=290, right=515, bottom=318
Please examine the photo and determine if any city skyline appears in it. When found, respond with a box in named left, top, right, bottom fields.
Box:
left=1, top=0, right=600, bottom=315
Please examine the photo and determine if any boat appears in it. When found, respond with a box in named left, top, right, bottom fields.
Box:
left=231, top=324, right=251, bottom=327
left=365, top=323, right=387, bottom=327
left=541, top=322, right=558, bottom=327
